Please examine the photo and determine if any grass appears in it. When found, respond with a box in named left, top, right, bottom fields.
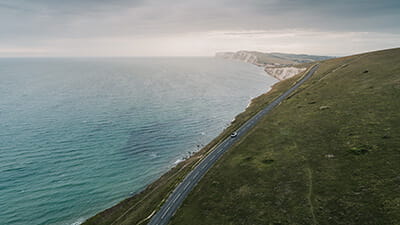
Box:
left=169, top=48, right=400, bottom=225
left=85, top=48, right=400, bottom=225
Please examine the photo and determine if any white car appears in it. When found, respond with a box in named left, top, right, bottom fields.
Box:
left=230, top=132, right=238, bottom=138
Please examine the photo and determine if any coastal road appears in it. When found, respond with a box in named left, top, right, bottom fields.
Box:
left=147, top=64, right=320, bottom=225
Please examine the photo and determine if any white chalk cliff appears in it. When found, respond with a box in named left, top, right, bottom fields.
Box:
left=265, top=66, right=306, bottom=81
left=216, top=51, right=307, bottom=80
left=215, top=51, right=258, bottom=64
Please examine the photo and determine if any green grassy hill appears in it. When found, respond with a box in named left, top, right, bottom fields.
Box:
left=84, top=48, right=400, bottom=225
left=170, top=48, right=400, bottom=225
left=269, top=52, right=333, bottom=64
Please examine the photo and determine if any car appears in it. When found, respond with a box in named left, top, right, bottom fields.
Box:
left=230, top=132, right=238, bottom=138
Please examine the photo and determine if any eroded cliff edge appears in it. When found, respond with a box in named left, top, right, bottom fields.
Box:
left=216, top=51, right=331, bottom=80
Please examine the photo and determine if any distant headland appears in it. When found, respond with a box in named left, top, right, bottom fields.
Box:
left=216, top=50, right=333, bottom=80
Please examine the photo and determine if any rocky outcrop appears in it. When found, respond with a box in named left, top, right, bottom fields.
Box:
left=265, top=66, right=306, bottom=80
left=216, top=51, right=320, bottom=80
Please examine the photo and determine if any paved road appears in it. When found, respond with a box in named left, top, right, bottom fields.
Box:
left=147, top=64, right=320, bottom=225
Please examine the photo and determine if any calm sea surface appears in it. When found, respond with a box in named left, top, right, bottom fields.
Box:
left=0, top=58, right=277, bottom=225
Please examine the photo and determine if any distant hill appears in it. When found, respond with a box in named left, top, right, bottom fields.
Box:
left=216, top=51, right=333, bottom=80
left=269, top=52, right=333, bottom=63
left=215, top=50, right=333, bottom=65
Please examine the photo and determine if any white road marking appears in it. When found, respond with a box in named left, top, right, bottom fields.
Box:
left=184, top=182, right=190, bottom=190
left=172, top=192, right=182, bottom=203
left=161, top=206, right=171, bottom=219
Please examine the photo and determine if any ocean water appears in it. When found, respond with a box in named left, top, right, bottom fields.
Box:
left=0, top=57, right=277, bottom=225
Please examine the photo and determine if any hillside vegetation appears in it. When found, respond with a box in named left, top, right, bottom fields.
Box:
left=170, top=48, right=400, bottom=225
left=269, top=52, right=333, bottom=64
left=255, top=51, right=332, bottom=64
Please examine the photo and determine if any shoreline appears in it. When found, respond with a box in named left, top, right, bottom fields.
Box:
left=172, top=85, right=275, bottom=168
left=82, top=64, right=302, bottom=225
left=162, top=63, right=278, bottom=173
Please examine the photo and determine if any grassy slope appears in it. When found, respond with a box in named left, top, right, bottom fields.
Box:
left=83, top=58, right=310, bottom=225
left=247, top=52, right=296, bottom=65
left=170, top=48, right=400, bottom=225
left=269, top=52, right=333, bottom=64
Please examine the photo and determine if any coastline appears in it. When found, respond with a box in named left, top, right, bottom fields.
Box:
left=215, top=52, right=310, bottom=81
left=82, top=65, right=306, bottom=225
left=173, top=85, right=275, bottom=167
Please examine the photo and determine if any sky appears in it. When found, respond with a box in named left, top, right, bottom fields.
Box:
left=0, top=0, right=399, bottom=57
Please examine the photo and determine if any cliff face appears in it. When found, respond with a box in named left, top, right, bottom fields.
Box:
left=215, top=51, right=258, bottom=64
left=265, top=66, right=307, bottom=81
left=216, top=51, right=311, bottom=80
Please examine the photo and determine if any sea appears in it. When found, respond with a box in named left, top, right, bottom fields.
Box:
left=0, top=57, right=277, bottom=225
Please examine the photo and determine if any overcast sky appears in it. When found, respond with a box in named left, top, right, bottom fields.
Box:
left=0, top=0, right=399, bottom=56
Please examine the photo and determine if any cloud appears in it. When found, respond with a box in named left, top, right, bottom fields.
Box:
left=0, top=0, right=399, bottom=56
